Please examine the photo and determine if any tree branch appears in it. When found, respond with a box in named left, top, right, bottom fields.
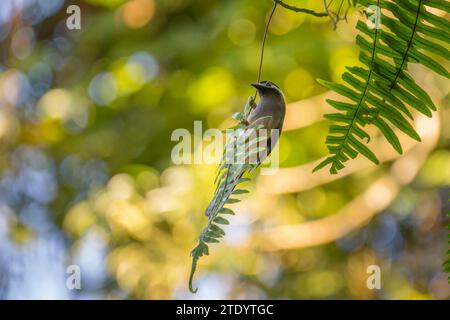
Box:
left=272, top=0, right=328, bottom=17
left=273, top=0, right=352, bottom=30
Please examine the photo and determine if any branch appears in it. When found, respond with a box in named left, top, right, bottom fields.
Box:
left=272, top=0, right=328, bottom=17
left=324, top=0, right=352, bottom=30
left=273, top=0, right=353, bottom=30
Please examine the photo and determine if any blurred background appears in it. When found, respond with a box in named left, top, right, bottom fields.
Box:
left=0, top=0, right=448, bottom=299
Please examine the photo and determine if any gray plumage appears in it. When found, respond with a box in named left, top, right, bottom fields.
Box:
left=204, top=81, right=285, bottom=217
left=247, top=80, right=286, bottom=159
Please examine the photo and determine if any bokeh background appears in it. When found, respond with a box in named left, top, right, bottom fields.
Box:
left=0, top=0, right=448, bottom=299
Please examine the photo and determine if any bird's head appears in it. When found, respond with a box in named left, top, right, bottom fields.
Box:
left=251, top=80, right=284, bottom=98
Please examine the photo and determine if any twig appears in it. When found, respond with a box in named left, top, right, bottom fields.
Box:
left=273, top=0, right=353, bottom=30
left=323, top=0, right=337, bottom=28
left=273, top=0, right=328, bottom=17
left=327, top=0, right=352, bottom=29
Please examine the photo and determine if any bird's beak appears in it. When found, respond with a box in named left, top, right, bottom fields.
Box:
left=251, top=82, right=264, bottom=89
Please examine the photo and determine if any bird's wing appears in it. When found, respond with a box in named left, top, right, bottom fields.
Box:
left=247, top=111, right=285, bottom=170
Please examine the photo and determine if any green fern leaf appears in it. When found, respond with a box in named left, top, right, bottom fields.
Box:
left=188, top=97, right=271, bottom=293
left=316, top=0, right=449, bottom=174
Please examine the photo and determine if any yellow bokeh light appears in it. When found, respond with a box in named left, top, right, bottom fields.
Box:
left=136, top=169, right=160, bottom=192
left=38, top=89, right=74, bottom=120
left=188, top=67, right=235, bottom=111
left=0, top=69, right=22, bottom=106
left=284, top=68, right=314, bottom=99
left=270, top=9, right=304, bottom=36
left=106, top=200, right=149, bottom=235
left=107, top=174, right=135, bottom=200
left=305, top=270, right=343, bottom=297
left=329, top=46, right=360, bottom=82
left=63, top=202, right=96, bottom=237
left=0, top=109, right=17, bottom=139
left=228, top=19, right=256, bottom=46
left=113, top=64, right=143, bottom=96
left=125, top=61, right=147, bottom=84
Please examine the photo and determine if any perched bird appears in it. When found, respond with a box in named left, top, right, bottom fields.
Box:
left=189, top=81, right=286, bottom=293
left=247, top=80, right=286, bottom=159
left=204, top=80, right=286, bottom=216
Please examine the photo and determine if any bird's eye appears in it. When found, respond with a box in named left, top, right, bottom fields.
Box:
left=266, top=82, right=271, bottom=87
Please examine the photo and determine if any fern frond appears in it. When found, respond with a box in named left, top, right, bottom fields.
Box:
left=188, top=100, right=268, bottom=293
left=315, top=0, right=449, bottom=174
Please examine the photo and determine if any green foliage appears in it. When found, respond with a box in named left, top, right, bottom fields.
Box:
left=188, top=97, right=267, bottom=293
left=2, top=0, right=447, bottom=300
left=315, top=0, right=450, bottom=174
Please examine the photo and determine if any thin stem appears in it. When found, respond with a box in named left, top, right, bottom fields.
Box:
left=324, top=0, right=350, bottom=30
left=254, top=2, right=278, bottom=98
left=323, top=0, right=337, bottom=28
left=389, top=0, right=422, bottom=90
left=336, top=0, right=345, bottom=18
left=273, top=0, right=328, bottom=17
left=273, top=0, right=352, bottom=30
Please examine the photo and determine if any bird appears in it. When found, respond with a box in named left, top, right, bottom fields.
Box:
left=204, top=80, right=286, bottom=217
left=247, top=80, right=286, bottom=161
left=189, top=81, right=286, bottom=293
